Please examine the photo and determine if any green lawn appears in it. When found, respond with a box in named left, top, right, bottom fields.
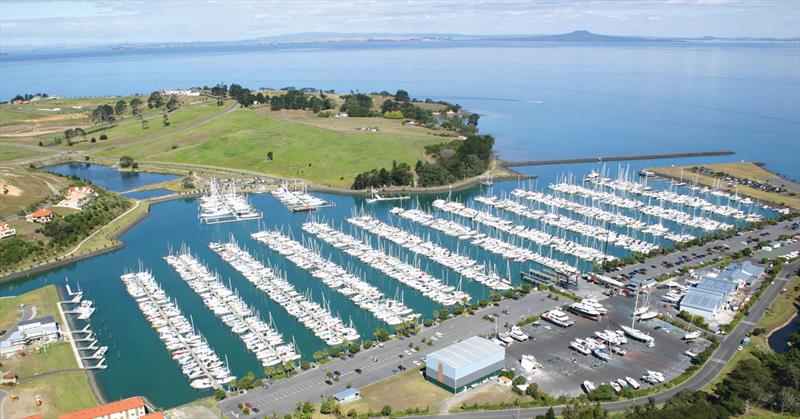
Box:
left=0, top=284, right=60, bottom=331
left=95, top=109, right=442, bottom=187
left=4, top=342, right=78, bottom=377
left=0, top=144, right=52, bottom=162
left=2, top=371, right=97, bottom=418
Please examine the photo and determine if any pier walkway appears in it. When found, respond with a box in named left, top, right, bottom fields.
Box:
left=499, top=150, right=734, bottom=167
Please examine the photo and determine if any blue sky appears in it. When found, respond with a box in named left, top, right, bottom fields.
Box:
left=1, top=0, right=798, bottom=48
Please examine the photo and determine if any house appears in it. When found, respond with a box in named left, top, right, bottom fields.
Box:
left=56, top=186, right=97, bottom=209
left=59, top=396, right=158, bottom=419
left=0, top=221, right=16, bottom=238
left=0, top=316, right=62, bottom=355
left=25, top=208, right=53, bottom=223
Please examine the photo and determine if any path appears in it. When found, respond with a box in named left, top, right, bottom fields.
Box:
left=63, top=200, right=140, bottom=258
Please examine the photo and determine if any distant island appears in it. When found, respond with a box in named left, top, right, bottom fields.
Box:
left=3, top=30, right=797, bottom=56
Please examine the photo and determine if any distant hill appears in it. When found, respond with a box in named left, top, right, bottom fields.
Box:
left=493, top=30, right=658, bottom=42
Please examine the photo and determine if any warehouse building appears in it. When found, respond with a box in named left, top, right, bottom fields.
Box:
left=425, top=336, right=505, bottom=393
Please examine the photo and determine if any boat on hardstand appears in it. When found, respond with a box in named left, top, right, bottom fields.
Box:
left=568, top=302, right=601, bottom=321
left=683, top=330, right=702, bottom=340
left=542, top=309, right=574, bottom=327
left=582, top=380, right=596, bottom=393
left=620, top=325, right=655, bottom=347
left=593, top=347, right=611, bottom=362
left=638, top=310, right=659, bottom=321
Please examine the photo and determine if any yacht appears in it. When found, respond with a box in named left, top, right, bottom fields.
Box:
left=510, top=326, right=529, bottom=341
left=582, top=380, right=596, bottom=393
left=569, top=302, right=601, bottom=321
left=520, top=354, right=538, bottom=372
left=543, top=309, right=574, bottom=328
left=683, top=330, right=702, bottom=340
left=625, top=376, right=641, bottom=389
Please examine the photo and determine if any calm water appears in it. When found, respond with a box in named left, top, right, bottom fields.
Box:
left=44, top=162, right=180, bottom=192
left=2, top=41, right=798, bottom=178
left=122, top=188, right=174, bottom=200
left=0, top=156, right=775, bottom=408
left=769, top=314, right=799, bottom=353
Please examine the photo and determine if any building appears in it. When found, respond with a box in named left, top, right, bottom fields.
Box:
left=333, top=388, right=361, bottom=403
left=679, top=288, right=724, bottom=321
left=25, top=208, right=53, bottom=223
left=0, top=221, right=16, bottom=238
left=59, top=396, right=160, bottom=419
left=0, top=316, right=62, bottom=355
left=56, top=186, right=97, bottom=209
left=425, top=336, right=505, bottom=393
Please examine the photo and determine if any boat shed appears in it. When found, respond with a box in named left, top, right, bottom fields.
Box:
left=333, top=388, right=360, bottom=403
left=425, top=336, right=505, bottom=393
left=679, top=288, right=723, bottom=321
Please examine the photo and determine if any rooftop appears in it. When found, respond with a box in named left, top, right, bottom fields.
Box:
left=426, top=336, right=504, bottom=369
left=60, top=396, right=145, bottom=419
left=681, top=288, right=723, bottom=312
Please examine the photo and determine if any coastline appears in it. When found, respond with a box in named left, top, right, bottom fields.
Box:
left=0, top=199, right=151, bottom=284
left=54, top=284, right=108, bottom=405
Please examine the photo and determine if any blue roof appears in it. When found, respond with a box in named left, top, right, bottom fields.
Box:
left=681, top=288, right=723, bottom=312
left=696, top=277, right=737, bottom=297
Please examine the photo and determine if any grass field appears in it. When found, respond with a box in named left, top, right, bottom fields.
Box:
left=1, top=371, right=97, bottom=418
left=0, top=144, right=53, bottom=162
left=448, top=382, right=528, bottom=412
left=94, top=109, right=443, bottom=187
left=0, top=284, right=60, bottom=331
left=328, top=368, right=450, bottom=416
left=0, top=166, right=70, bottom=217
left=651, top=163, right=800, bottom=210
left=3, top=342, right=78, bottom=377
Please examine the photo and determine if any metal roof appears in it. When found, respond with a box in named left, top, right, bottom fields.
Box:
left=681, top=288, right=723, bottom=312
left=334, top=388, right=360, bottom=401
left=696, top=277, right=737, bottom=297
left=427, top=336, right=504, bottom=369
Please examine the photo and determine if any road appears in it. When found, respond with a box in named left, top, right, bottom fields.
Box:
left=412, top=260, right=798, bottom=419
left=218, top=290, right=562, bottom=417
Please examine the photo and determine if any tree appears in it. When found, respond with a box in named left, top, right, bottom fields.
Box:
left=340, top=93, right=373, bottom=117
left=147, top=91, right=165, bottom=108
left=214, top=388, right=227, bottom=401
left=237, top=371, right=256, bottom=390
left=380, top=405, right=392, bottom=416
left=348, top=342, right=361, bottom=354
left=141, top=120, right=149, bottom=129
left=394, top=89, right=410, bottom=102
left=115, top=100, right=128, bottom=115
left=320, top=396, right=340, bottom=415
left=166, top=95, right=179, bottom=112
left=129, top=97, right=143, bottom=115
left=163, top=114, right=170, bottom=126
left=267, top=151, right=274, bottom=160
left=374, top=328, right=390, bottom=341
left=119, top=156, right=134, bottom=168
left=99, top=134, right=108, bottom=140
left=91, top=104, right=115, bottom=123
left=467, top=113, right=480, bottom=126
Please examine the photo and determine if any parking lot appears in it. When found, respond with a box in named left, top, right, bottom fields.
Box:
left=503, top=293, right=710, bottom=397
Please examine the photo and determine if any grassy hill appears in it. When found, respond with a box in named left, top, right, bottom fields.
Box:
left=94, top=109, right=443, bottom=187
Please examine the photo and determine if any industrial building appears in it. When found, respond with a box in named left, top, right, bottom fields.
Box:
left=680, top=261, right=764, bottom=322
left=0, top=315, right=62, bottom=355
left=425, top=336, right=505, bottom=393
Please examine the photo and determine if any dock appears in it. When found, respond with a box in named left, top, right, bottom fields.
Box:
left=57, top=283, right=108, bottom=370
left=499, top=150, right=735, bottom=167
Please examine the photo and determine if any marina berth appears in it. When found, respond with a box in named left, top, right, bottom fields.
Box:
left=550, top=182, right=734, bottom=232
left=198, top=179, right=262, bottom=224
left=473, top=195, right=659, bottom=253
left=120, top=271, right=235, bottom=389
left=249, top=229, right=419, bottom=326
left=300, top=221, right=470, bottom=306
left=431, top=199, right=612, bottom=263
left=390, top=207, right=579, bottom=276
left=163, top=248, right=300, bottom=367
left=346, top=214, right=512, bottom=290
left=271, top=182, right=331, bottom=212
left=209, top=240, right=359, bottom=345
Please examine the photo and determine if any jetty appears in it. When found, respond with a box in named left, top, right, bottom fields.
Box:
left=499, top=150, right=735, bottom=167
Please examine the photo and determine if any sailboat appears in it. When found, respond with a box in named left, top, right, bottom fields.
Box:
left=365, top=187, right=410, bottom=204
left=620, top=283, right=655, bottom=347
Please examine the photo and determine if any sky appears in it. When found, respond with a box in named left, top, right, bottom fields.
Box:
left=1, top=0, right=799, bottom=48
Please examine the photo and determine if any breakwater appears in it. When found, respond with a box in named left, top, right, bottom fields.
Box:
left=499, top=151, right=735, bottom=167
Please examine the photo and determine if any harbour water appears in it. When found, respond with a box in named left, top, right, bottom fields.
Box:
left=769, top=314, right=799, bottom=353
left=0, top=156, right=777, bottom=408
left=44, top=162, right=180, bottom=192
left=2, top=41, right=798, bottom=178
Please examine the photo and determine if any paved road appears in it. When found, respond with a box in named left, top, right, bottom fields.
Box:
left=218, top=291, right=562, bottom=417
left=412, top=260, right=798, bottom=419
